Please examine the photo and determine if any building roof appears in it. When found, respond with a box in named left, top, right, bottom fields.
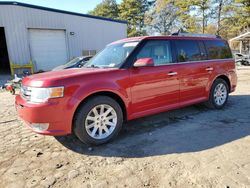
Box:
left=0, top=1, right=127, bottom=24
left=229, top=31, right=250, bottom=42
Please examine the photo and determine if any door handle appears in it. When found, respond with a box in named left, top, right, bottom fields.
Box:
left=205, top=67, right=214, bottom=71
left=167, top=71, right=178, bottom=76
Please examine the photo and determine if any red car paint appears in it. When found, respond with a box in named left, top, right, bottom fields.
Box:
left=15, top=36, right=237, bottom=136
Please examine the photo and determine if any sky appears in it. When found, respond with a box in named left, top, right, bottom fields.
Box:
left=0, top=0, right=122, bottom=14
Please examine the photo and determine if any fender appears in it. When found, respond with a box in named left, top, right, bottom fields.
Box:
left=67, top=78, right=132, bottom=124
left=74, top=81, right=130, bottom=106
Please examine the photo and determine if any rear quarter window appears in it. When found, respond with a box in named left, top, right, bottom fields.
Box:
left=205, top=40, right=232, bottom=59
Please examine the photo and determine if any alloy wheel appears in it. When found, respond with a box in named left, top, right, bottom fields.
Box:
left=213, top=83, right=227, bottom=106
left=85, top=104, right=117, bottom=139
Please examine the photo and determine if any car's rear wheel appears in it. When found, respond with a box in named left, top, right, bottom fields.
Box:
left=73, top=96, right=123, bottom=145
left=205, top=78, right=229, bottom=109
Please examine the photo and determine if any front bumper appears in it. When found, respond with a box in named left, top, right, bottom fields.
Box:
left=15, top=95, right=72, bottom=136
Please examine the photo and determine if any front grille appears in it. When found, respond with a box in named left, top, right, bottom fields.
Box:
left=21, top=85, right=31, bottom=101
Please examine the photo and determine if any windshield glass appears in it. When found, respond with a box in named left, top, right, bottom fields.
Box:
left=84, top=41, right=139, bottom=68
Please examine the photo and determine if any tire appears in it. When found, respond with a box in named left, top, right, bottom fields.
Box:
left=73, top=96, right=123, bottom=145
left=205, top=78, right=229, bottom=109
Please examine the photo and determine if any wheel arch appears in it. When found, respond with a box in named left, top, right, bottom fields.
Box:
left=215, top=74, right=231, bottom=92
left=205, top=74, right=231, bottom=109
left=72, top=91, right=128, bottom=127
left=207, top=74, right=231, bottom=99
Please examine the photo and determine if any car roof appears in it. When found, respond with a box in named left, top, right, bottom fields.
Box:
left=110, top=35, right=224, bottom=45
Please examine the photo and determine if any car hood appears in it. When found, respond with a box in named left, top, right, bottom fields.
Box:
left=22, top=68, right=118, bottom=87
left=51, top=65, right=68, bottom=71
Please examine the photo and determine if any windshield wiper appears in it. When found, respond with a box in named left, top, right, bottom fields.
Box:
left=85, top=64, right=100, bottom=68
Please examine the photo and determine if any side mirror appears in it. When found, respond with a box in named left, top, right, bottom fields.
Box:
left=134, top=58, right=154, bottom=67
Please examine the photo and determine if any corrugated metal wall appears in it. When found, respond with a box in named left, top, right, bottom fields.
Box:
left=0, top=5, right=127, bottom=68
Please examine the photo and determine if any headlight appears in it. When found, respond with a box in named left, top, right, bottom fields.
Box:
left=23, top=86, right=64, bottom=103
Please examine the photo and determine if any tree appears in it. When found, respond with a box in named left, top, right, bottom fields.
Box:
left=236, top=0, right=250, bottom=31
left=209, top=0, right=234, bottom=35
left=214, top=0, right=249, bottom=38
left=145, top=0, right=179, bottom=35
left=89, top=0, right=119, bottom=19
left=216, top=0, right=223, bottom=34
left=175, top=0, right=201, bottom=33
left=175, top=0, right=250, bottom=38
left=192, top=0, right=212, bottom=33
left=119, top=0, right=149, bottom=37
left=88, top=0, right=250, bottom=39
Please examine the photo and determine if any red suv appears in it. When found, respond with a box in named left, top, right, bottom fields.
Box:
left=16, top=33, right=237, bottom=145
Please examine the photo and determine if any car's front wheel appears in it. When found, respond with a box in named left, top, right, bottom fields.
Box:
left=205, top=78, right=229, bottom=109
left=73, top=96, right=123, bottom=145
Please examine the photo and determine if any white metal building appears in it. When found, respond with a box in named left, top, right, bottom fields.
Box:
left=0, top=1, right=127, bottom=73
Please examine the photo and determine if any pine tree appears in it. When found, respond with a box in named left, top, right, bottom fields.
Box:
left=89, top=0, right=119, bottom=19
left=119, top=0, right=149, bottom=37
left=145, top=0, right=179, bottom=35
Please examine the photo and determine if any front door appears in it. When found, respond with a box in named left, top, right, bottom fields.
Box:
left=129, top=40, right=179, bottom=118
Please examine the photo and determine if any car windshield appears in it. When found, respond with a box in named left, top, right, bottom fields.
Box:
left=64, top=57, right=83, bottom=67
left=84, top=41, right=139, bottom=68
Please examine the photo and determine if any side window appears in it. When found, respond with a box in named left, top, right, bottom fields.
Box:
left=136, top=40, right=173, bottom=66
left=175, top=40, right=202, bottom=62
left=198, top=41, right=208, bottom=60
left=205, top=40, right=232, bottom=59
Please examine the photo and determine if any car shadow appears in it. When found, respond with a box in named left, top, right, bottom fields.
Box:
left=55, top=94, right=250, bottom=158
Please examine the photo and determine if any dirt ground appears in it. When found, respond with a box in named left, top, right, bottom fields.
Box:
left=0, top=67, right=249, bottom=188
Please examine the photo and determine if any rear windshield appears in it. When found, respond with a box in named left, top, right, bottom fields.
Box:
left=204, top=40, right=232, bottom=59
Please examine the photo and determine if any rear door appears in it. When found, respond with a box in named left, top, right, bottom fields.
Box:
left=174, top=39, right=210, bottom=106
left=129, top=40, right=180, bottom=117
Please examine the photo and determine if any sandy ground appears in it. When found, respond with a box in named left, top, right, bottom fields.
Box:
left=0, top=67, right=249, bottom=188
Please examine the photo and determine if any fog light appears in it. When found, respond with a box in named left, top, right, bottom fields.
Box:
left=31, top=123, right=49, bottom=131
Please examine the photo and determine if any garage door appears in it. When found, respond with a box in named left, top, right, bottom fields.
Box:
left=29, top=29, right=68, bottom=71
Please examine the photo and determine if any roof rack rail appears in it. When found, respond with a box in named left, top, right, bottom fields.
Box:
left=171, top=32, right=221, bottom=39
